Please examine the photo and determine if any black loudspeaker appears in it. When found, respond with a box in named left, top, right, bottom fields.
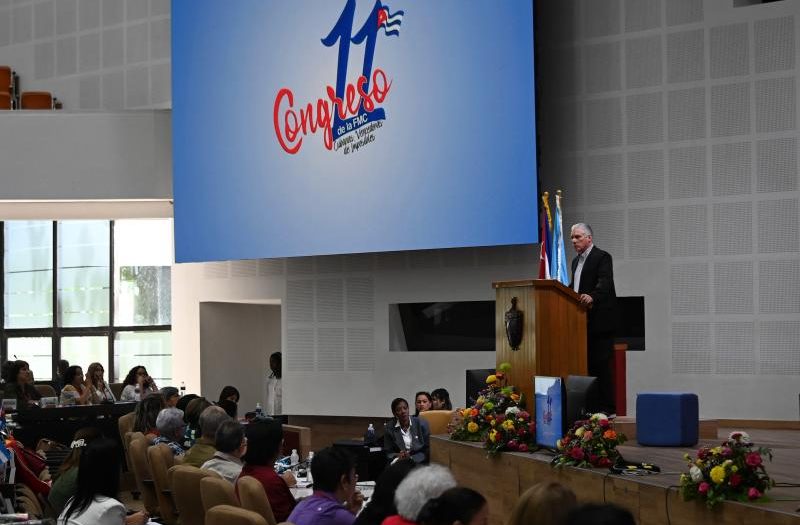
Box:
left=565, top=375, right=600, bottom=429
left=332, top=439, right=387, bottom=481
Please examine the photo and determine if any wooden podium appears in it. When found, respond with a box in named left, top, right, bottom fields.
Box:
left=493, top=279, right=588, bottom=408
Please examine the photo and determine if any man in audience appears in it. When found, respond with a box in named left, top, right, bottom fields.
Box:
left=182, top=405, right=229, bottom=467
left=152, top=407, right=186, bottom=456
left=383, top=464, right=456, bottom=525
left=238, top=418, right=296, bottom=522
left=287, top=447, right=364, bottom=525
left=266, top=351, right=282, bottom=416
left=201, top=420, right=247, bottom=483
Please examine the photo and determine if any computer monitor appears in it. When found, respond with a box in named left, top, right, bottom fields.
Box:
left=565, top=375, right=600, bottom=429
left=465, top=369, right=495, bottom=405
left=534, top=376, right=565, bottom=449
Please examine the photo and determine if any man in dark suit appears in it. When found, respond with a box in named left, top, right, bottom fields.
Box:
left=569, top=223, right=617, bottom=415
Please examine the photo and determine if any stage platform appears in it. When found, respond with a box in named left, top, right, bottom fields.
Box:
left=431, top=427, right=800, bottom=525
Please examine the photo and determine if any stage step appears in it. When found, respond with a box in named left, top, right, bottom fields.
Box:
left=612, top=417, right=718, bottom=443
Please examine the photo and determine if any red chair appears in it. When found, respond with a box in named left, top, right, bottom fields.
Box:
left=0, top=92, right=11, bottom=110
left=20, top=91, right=53, bottom=110
left=0, top=66, right=12, bottom=94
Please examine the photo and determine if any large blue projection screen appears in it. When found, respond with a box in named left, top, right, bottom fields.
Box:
left=172, top=0, right=538, bottom=262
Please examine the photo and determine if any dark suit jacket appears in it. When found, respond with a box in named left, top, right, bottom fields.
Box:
left=570, top=245, right=616, bottom=335
left=383, top=416, right=430, bottom=464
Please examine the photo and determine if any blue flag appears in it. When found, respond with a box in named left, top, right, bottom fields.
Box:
left=550, top=192, right=569, bottom=286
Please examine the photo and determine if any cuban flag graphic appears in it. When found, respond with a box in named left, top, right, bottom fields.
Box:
left=377, top=6, right=403, bottom=36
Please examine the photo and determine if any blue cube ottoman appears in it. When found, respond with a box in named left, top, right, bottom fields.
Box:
left=636, top=392, right=698, bottom=447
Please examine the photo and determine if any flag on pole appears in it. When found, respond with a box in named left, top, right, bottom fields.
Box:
left=538, top=193, right=552, bottom=279
left=550, top=190, right=570, bottom=286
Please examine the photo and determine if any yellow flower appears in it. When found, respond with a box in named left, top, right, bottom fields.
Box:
left=486, top=375, right=498, bottom=384
left=502, top=419, right=515, bottom=430
left=556, top=439, right=563, bottom=450
left=710, top=466, right=726, bottom=484
left=489, top=430, right=498, bottom=443
left=476, top=396, right=485, bottom=405
left=467, top=422, right=479, bottom=433
left=575, top=427, right=585, bottom=437
left=490, top=420, right=497, bottom=427
left=462, top=408, right=471, bottom=417
left=731, top=466, right=738, bottom=473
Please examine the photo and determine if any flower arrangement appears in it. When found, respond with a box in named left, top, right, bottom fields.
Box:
left=552, top=413, right=626, bottom=468
left=679, top=431, right=774, bottom=508
left=449, top=363, right=536, bottom=455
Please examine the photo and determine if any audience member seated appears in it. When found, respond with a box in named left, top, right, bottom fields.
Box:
left=133, top=393, right=166, bottom=441
left=183, top=405, right=229, bottom=467
left=176, top=393, right=198, bottom=413
left=160, top=386, right=180, bottom=407
left=2, top=360, right=42, bottom=407
left=120, top=366, right=159, bottom=402
left=217, top=398, right=238, bottom=419
left=384, top=397, right=430, bottom=465
left=414, top=392, right=431, bottom=416
left=182, top=397, right=212, bottom=448
left=60, top=366, right=92, bottom=406
left=85, top=362, right=115, bottom=403
left=48, top=428, right=101, bottom=515
left=383, top=465, right=456, bottom=525
left=54, top=359, right=70, bottom=395
left=219, top=385, right=240, bottom=404
left=58, top=437, right=149, bottom=525
left=287, top=447, right=364, bottom=525
left=416, top=487, right=488, bottom=525
left=565, top=503, right=635, bottom=525
left=430, top=389, right=452, bottom=411
left=152, top=407, right=187, bottom=456
left=353, top=458, right=416, bottom=525
left=201, top=420, right=247, bottom=483
left=238, top=418, right=297, bottom=522
left=507, top=481, right=577, bottom=525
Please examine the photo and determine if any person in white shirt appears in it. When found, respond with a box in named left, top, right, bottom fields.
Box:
left=266, top=351, right=282, bottom=416
left=120, top=366, right=159, bottom=402
left=58, top=437, right=148, bottom=525
left=201, top=420, right=248, bottom=483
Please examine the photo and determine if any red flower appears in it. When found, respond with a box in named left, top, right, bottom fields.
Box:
left=729, top=473, right=742, bottom=487
left=599, top=418, right=610, bottom=428
left=597, top=457, right=612, bottom=468
left=570, top=447, right=585, bottom=460
left=748, top=487, right=761, bottom=500
left=745, top=452, right=762, bottom=468
left=506, top=440, right=518, bottom=451
left=697, top=448, right=709, bottom=460
left=588, top=454, right=599, bottom=464
left=698, top=482, right=710, bottom=495
left=518, top=443, right=528, bottom=453
left=721, top=447, right=733, bottom=458
left=496, top=414, right=505, bottom=423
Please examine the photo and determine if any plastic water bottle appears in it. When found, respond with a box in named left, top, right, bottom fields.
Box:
left=307, top=451, right=314, bottom=483
left=365, top=423, right=376, bottom=445
left=255, top=402, right=263, bottom=418
left=179, top=382, right=186, bottom=396
left=290, top=449, right=300, bottom=467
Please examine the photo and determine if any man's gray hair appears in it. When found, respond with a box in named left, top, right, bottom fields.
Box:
left=394, top=464, right=457, bottom=520
left=200, top=405, right=230, bottom=439
left=571, top=222, right=593, bottom=237
left=156, top=407, right=185, bottom=439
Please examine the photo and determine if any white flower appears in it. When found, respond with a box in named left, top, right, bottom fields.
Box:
left=689, top=465, right=703, bottom=483
left=505, top=406, right=520, bottom=416
left=591, top=413, right=609, bottom=423
left=728, top=431, right=752, bottom=445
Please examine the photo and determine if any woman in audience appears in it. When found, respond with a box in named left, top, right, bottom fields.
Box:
left=182, top=397, right=212, bottom=448
left=383, top=464, right=457, bottom=525
left=160, top=386, right=180, bottom=407
left=133, top=393, right=165, bottom=441
left=58, top=437, right=149, bottom=524
left=353, top=458, right=416, bottom=525
left=176, top=393, right=199, bottom=413
left=430, top=389, right=452, bottom=411
left=416, top=487, right=488, bottom=525
left=414, top=392, right=432, bottom=416
left=60, top=366, right=92, bottom=406
left=49, top=428, right=101, bottom=515
left=383, top=398, right=431, bottom=464
left=218, top=385, right=240, bottom=404
left=217, top=398, right=238, bottom=419
left=238, top=418, right=297, bottom=522
left=1, top=360, right=42, bottom=407
left=507, top=482, right=577, bottom=525
left=120, top=366, right=158, bottom=401
left=85, top=363, right=115, bottom=404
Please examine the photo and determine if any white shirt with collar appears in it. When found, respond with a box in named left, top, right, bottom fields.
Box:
left=573, top=244, right=594, bottom=293
left=395, top=419, right=413, bottom=450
